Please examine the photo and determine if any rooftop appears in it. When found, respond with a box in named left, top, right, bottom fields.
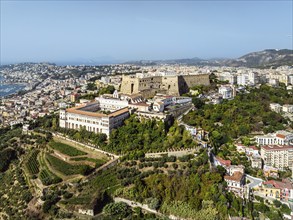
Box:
left=224, top=171, right=244, bottom=182
left=261, top=145, right=293, bottom=151
left=263, top=179, right=293, bottom=189
left=216, top=156, right=231, bottom=167
left=66, top=103, right=129, bottom=118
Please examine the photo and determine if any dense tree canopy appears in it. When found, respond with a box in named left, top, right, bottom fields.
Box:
left=106, top=116, right=196, bottom=154
left=183, top=85, right=291, bottom=147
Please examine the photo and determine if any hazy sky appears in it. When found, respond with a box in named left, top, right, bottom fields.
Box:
left=1, top=0, right=292, bottom=64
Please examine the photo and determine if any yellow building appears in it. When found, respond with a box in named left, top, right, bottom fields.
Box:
left=256, top=185, right=281, bottom=200
left=95, top=80, right=107, bottom=89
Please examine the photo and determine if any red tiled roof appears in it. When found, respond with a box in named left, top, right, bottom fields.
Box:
left=224, top=172, right=243, bottom=182
left=66, top=106, right=129, bottom=118
left=129, top=102, right=149, bottom=106
left=263, top=180, right=293, bottom=189
left=276, top=134, right=286, bottom=139
left=249, top=146, right=258, bottom=151
left=262, top=145, right=293, bottom=151
left=216, top=156, right=231, bottom=166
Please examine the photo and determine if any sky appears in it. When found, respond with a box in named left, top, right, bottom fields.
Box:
left=0, top=0, right=292, bottom=65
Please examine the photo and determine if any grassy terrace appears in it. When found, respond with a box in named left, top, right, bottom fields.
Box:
left=25, top=149, right=40, bottom=175
left=45, top=153, right=93, bottom=176
left=39, top=168, right=62, bottom=186
left=49, top=141, right=87, bottom=157
left=70, top=157, right=106, bottom=168
left=38, top=151, right=63, bottom=185
left=64, top=168, right=120, bottom=206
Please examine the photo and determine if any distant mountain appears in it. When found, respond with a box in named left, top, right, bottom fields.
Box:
left=222, top=49, right=293, bottom=68
left=124, top=57, right=205, bottom=66
left=124, top=49, right=293, bottom=68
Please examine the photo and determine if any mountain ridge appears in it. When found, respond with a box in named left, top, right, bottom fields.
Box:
left=124, top=49, right=293, bottom=68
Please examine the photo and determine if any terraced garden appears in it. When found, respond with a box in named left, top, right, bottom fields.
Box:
left=70, top=157, right=106, bottom=168
left=39, top=168, right=62, bottom=186
left=49, top=141, right=87, bottom=156
left=25, top=149, right=40, bottom=175
left=22, top=137, right=110, bottom=191
left=45, top=153, right=93, bottom=176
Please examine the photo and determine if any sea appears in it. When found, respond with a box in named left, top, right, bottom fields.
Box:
left=0, top=75, right=26, bottom=97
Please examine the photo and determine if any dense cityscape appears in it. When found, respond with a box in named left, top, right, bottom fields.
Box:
left=1, top=1, right=293, bottom=220
left=0, top=58, right=292, bottom=219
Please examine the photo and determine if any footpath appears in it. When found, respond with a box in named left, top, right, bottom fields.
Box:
left=114, top=197, right=185, bottom=220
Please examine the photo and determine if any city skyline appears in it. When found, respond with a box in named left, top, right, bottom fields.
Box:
left=1, top=1, right=292, bottom=65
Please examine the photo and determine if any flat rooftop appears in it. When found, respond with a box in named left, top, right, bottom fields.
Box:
left=66, top=103, right=129, bottom=118
left=261, top=145, right=293, bottom=151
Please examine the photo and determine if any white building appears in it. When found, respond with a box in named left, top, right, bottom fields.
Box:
left=248, top=72, right=258, bottom=85
left=95, top=91, right=129, bottom=111
left=255, top=130, right=293, bottom=146
left=282, top=104, right=293, bottom=113
left=268, top=78, right=279, bottom=87
left=218, top=72, right=237, bottom=84
left=224, top=171, right=245, bottom=198
left=218, top=85, right=235, bottom=99
left=270, top=103, right=282, bottom=113
left=151, top=95, right=192, bottom=112
left=251, top=156, right=262, bottom=169
left=227, top=165, right=245, bottom=176
left=260, top=145, right=293, bottom=170
left=288, top=75, right=293, bottom=85
left=59, top=102, right=129, bottom=137
left=237, top=74, right=249, bottom=86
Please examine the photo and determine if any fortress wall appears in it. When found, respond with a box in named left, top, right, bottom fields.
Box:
left=140, top=89, right=158, bottom=98
left=138, top=76, right=162, bottom=91
left=120, top=73, right=210, bottom=96
left=161, top=76, right=181, bottom=96
left=182, top=74, right=210, bottom=88
left=120, top=75, right=140, bottom=94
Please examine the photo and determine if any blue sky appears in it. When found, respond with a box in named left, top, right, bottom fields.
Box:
left=0, top=1, right=292, bottom=64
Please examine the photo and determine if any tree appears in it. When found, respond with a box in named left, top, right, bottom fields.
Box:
left=103, top=202, right=131, bottom=218
left=22, top=191, right=33, bottom=203
left=280, top=204, right=291, bottom=215
left=273, top=199, right=282, bottom=208
left=87, top=83, right=97, bottom=91
left=52, top=118, right=58, bottom=130
left=192, top=97, right=205, bottom=109
left=146, top=197, right=160, bottom=210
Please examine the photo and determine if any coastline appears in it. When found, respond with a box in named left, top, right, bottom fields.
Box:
left=0, top=75, right=28, bottom=98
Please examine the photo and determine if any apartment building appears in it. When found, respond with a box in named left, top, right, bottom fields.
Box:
left=256, top=179, right=293, bottom=202
left=260, top=145, right=293, bottom=170
left=218, top=85, right=235, bottom=99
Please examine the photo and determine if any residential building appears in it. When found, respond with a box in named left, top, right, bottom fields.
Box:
left=282, top=104, right=293, bottom=113
left=248, top=72, right=259, bottom=85
left=214, top=156, right=232, bottom=168
left=263, top=165, right=279, bottom=179
left=256, top=179, right=293, bottom=202
left=70, top=93, right=79, bottom=102
left=251, top=156, right=262, bottom=169
left=260, top=145, right=293, bottom=170
left=237, top=74, right=249, bottom=86
left=218, top=85, right=235, bottom=99
left=227, top=165, right=245, bottom=176
left=270, top=103, right=282, bottom=113
left=255, top=130, right=293, bottom=146
left=224, top=171, right=245, bottom=198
